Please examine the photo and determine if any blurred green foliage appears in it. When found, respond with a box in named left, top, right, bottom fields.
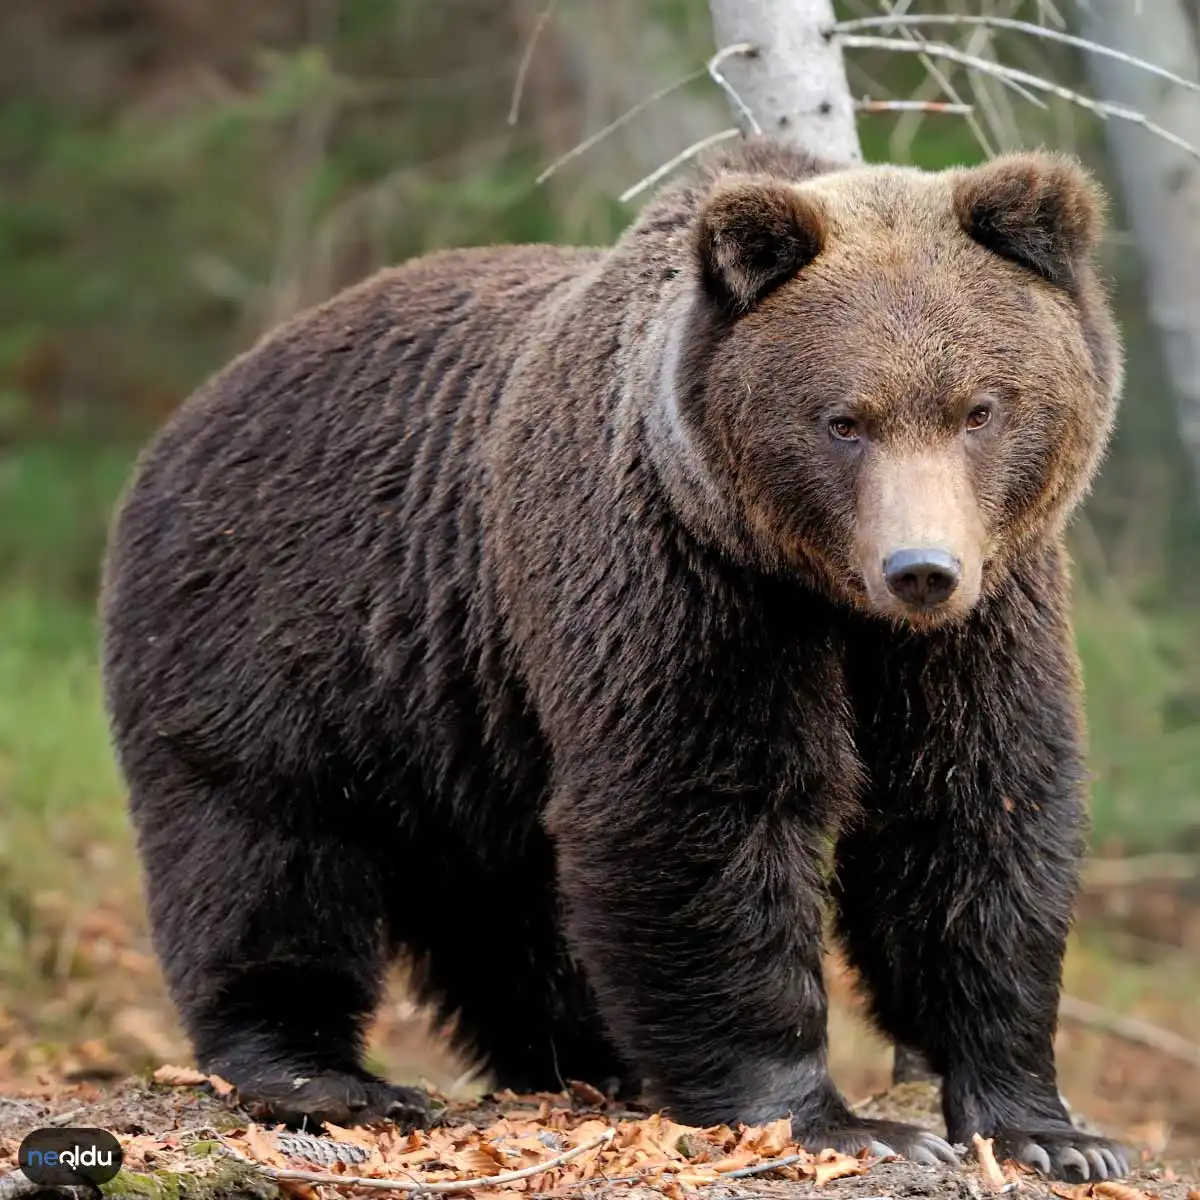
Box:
left=0, top=0, right=1196, bottom=927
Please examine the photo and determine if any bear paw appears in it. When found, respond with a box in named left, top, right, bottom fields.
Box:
left=794, top=1118, right=960, bottom=1166
left=987, top=1126, right=1129, bottom=1181
left=237, top=1071, right=440, bottom=1130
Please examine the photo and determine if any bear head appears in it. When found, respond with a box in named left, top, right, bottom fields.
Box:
left=650, top=145, right=1122, bottom=629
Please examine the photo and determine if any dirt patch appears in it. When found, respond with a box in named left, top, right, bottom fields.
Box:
left=1, top=1078, right=1196, bottom=1200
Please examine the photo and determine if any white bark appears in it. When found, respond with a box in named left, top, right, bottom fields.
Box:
left=1079, top=0, right=1200, bottom=498
left=707, top=0, right=862, bottom=163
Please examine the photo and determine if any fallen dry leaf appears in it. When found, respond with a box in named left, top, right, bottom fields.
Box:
left=813, top=1149, right=865, bottom=1185
left=1093, top=1183, right=1154, bottom=1200
left=153, top=1064, right=210, bottom=1086
left=745, top=1116, right=794, bottom=1157
left=276, top=1183, right=319, bottom=1200
left=566, top=1079, right=608, bottom=1107
left=973, top=1133, right=1008, bottom=1191
left=242, top=1124, right=289, bottom=1170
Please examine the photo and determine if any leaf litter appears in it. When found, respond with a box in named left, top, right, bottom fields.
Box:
left=2, top=1072, right=1195, bottom=1199
left=217, top=1091, right=867, bottom=1196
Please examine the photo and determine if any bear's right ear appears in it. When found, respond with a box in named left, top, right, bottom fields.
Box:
left=696, top=179, right=825, bottom=316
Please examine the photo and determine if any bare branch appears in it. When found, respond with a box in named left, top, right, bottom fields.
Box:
left=856, top=98, right=973, bottom=114
left=221, top=1128, right=617, bottom=1193
left=619, top=128, right=741, bottom=204
left=508, top=0, right=560, bottom=126
left=536, top=44, right=755, bottom=186
left=1060, top=994, right=1200, bottom=1070
left=832, top=14, right=1200, bottom=98
left=836, top=35, right=1200, bottom=160
left=721, top=1153, right=810, bottom=1180
left=708, top=43, right=762, bottom=135
left=870, top=2, right=997, bottom=158
left=839, top=33, right=1051, bottom=113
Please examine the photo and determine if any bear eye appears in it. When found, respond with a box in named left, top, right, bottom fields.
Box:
left=829, top=417, right=860, bottom=442
left=965, top=405, right=993, bottom=432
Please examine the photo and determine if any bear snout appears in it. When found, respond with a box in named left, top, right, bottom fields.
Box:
left=855, top=448, right=985, bottom=624
left=882, top=547, right=963, bottom=609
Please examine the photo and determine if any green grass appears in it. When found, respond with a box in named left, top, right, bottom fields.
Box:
left=0, top=581, right=130, bottom=978
left=1076, top=591, right=1200, bottom=849
left=0, top=586, right=122, bottom=823
left=0, top=438, right=136, bottom=598
left=0, top=440, right=134, bottom=975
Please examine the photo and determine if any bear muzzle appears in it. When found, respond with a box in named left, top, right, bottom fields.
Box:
left=856, top=448, right=985, bottom=625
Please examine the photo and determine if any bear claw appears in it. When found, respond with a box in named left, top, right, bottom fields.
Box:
left=994, top=1129, right=1130, bottom=1181
left=797, top=1120, right=959, bottom=1166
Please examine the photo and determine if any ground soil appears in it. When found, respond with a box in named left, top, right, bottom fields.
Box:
left=0, top=1075, right=1196, bottom=1200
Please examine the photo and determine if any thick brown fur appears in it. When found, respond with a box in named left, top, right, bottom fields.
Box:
left=101, top=138, right=1126, bottom=1180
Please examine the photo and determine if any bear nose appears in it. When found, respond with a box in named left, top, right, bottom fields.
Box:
left=883, top=548, right=962, bottom=608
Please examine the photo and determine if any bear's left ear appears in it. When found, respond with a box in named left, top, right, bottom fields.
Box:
left=696, top=178, right=825, bottom=316
left=952, top=153, right=1104, bottom=288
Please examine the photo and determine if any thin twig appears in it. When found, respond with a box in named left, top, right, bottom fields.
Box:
left=221, top=1128, right=616, bottom=1193
left=836, top=35, right=1200, bottom=160
left=47, top=1107, right=88, bottom=1128
left=857, top=98, right=973, bottom=114
left=721, top=1153, right=809, bottom=1180
left=536, top=43, right=755, bottom=186
left=832, top=14, right=1200, bottom=98
left=840, top=33, right=1048, bottom=113
left=508, top=0, right=560, bottom=126
left=619, top=128, right=741, bottom=204
left=1060, top=994, right=1200, bottom=1070
left=708, top=42, right=761, bottom=135
left=874, top=0, right=996, bottom=158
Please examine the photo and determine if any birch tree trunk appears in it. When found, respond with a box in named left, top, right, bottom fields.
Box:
left=707, top=0, right=862, bottom=162
left=1079, top=0, right=1200, bottom=499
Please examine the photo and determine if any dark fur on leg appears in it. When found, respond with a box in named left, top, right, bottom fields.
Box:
left=551, top=776, right=958, bottom=1164
left=394, top=824, right=630, bottom=1096
left=835, top=547, right=1129, bottom=1182
left=126, top=757, right=435, bottom=1130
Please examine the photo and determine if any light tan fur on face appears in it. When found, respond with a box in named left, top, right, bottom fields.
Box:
left=670, top=146, right=1121, bottom=629
left=856, top=446, right=986, bottom=627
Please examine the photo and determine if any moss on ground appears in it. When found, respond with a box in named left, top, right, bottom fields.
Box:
left=101, top=1160, right=276, bottom=1200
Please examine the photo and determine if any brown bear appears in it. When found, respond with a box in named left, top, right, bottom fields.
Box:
left=100, top=137, right=1127, bottom=1181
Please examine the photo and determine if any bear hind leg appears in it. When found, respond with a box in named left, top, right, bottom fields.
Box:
left=131, top=767, right=434, bottom=1129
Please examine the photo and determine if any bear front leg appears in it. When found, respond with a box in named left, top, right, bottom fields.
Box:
left=835, top=814, right=1128, bottom=1181
left=835, top=555, right=1131, bottom=1181
left=548, top=783, right=957, bottom=1165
